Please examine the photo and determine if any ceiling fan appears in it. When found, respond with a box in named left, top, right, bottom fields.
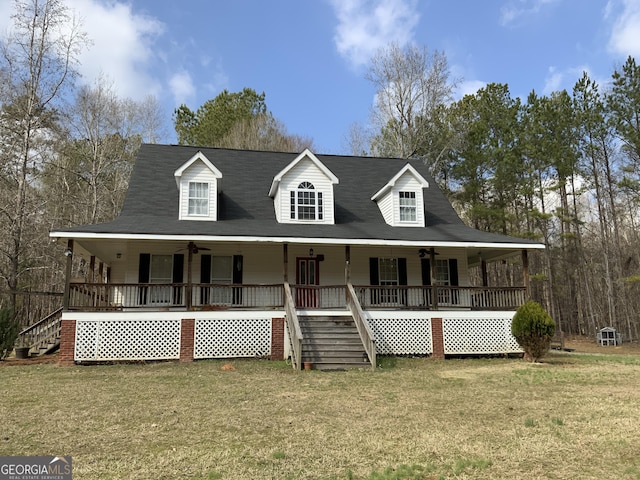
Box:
left=177, top=241, right=211, bottom=255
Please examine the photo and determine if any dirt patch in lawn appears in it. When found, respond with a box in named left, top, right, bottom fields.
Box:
left=0, top=351, right=59, bottom=366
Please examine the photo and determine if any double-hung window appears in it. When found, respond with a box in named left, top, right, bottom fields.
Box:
left=290, top=182, right=323, bottom=220
left=149, top=254, right=173, bottom=304
left=435, top=259, right=451, bottom=304
left=399, top=191, right=417, bottom=222
left=378, top=258, right=399, bottom=304
left=188, top=182, right=209, bottom=216
left=210, top=256, right=233, bottom=304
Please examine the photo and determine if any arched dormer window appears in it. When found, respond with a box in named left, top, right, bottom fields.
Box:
left=290, top=182, right=323, bottom=220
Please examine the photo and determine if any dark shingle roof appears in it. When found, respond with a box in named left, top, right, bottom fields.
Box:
left=54, top=144, right=539, bottom=245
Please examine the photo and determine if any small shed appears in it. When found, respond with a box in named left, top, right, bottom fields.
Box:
left=596, top=327, right=622, bottom=346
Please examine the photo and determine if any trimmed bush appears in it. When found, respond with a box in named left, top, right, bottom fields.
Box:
left=511, top=300, right=555, bottom=362
left=0, top=306, right=19, bottom=360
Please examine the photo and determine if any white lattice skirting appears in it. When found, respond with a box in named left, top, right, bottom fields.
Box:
left=367, top=313, right=433, bottom=355
left=75, top=315, right=181, bottom=361
left=69, top=310, right=522, bottom=362
left=194, top=316, right=271, bottom=359
left=73, top=312, right=273, bottom=362
left=441, top=312, right=522, bottom=354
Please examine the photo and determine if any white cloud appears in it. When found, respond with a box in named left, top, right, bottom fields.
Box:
left=68, top=0, right=165, bottom=100
left=330, top=0, right=420, bottom=69
left=608, top=0, right=640, bottom=57
left=542, top=64, right=590, bottom=95
left=169, top=71, right=196, bottom=106
left=456, top=80, right=487, bottom=99
left=499, top=0, right=558, bottom=27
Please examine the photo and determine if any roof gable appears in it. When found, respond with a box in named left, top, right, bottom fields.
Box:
left=371, top=163, right=429, bottom=201
left=268, top=148, right=339, bottom=197
left=174, top=151, right=222, bottom=188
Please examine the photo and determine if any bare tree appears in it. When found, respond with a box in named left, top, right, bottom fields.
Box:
left=218, top=113, right=314, bottom=152
left=0, top=0, right=88, bottom=312
left=366, top=42, right=459, bottom=159
left=343, top=121, right=372, bottom=156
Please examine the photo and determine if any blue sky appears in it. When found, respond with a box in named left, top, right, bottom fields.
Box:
left=2, top=0, right=639, bottom=154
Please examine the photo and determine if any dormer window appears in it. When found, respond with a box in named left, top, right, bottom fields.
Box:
left=399, top=191, right=417, bottom=222
left=174, top=151, right=222, bottom=221
left=269, top=149, right=338, bottom=224
left=371, top=164, right=429, bottom=227
left=188, top=182, right=209, bottom=216
left=290, top=182, right=324, bottom=221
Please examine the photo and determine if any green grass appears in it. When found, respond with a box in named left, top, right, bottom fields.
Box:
left=2, top=352, right=640, bottom=479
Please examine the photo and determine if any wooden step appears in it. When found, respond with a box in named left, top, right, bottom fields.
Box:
left=298, top=315, right=371, bottom=370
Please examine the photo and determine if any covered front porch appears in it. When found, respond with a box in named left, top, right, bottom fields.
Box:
left=53, top=237, right=537, bottom=369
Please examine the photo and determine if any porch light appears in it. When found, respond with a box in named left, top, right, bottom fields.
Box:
left=418, top=248, right=427, bottom=258
left=309, top=248, right=314, bottom=257
left=63, top=247, right=73, bottom=258
left=116, top=253, right=122, bottom=259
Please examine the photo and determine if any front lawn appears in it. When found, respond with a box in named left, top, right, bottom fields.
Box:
left=2, top=351, right=640, bottom=479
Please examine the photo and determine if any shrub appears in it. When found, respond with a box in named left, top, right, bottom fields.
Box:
left=511, top=300, right=555, bottom=362
left=0, top=306, right=19, bottom=360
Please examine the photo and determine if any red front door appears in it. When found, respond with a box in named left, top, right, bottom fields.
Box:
left=296, top=257, right=319, bottom=307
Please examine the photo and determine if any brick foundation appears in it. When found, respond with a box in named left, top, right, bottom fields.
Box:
left=271, top=317, right=285, bottom=360
left=180, top=318, right=195, bottom=362
left=431, top=317, right=445, bottom=359
left=58, top=319, right=77, bottom=366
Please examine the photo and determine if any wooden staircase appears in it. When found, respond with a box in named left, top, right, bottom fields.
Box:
left=18, top=307, right=63, bottom=357
left=299, top=315, right=372, bottom=370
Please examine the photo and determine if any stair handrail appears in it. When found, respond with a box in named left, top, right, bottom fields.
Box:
left=283, top=282, right=303, bottom=370
left=346, top=283, right=376, bottom=370
left=18, top=306, right=63, bottom=351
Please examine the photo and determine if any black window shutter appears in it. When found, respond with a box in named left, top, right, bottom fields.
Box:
left=449, top=259, right=459, bottom=286
left=200, top=254, right=211, bottom=283
left=172, top=254, right=184, bottom=305
left=398, top=258, right=407, bottom=285
left=232, top=255, right=243, bottom=305
left=138, top=253, right=150, bottom=305
left=173, top=254, right=184, bottom=283
left=232, top=255, right=243, bottom=284
left=138, top=254, right=150, bottom=283
left=369, top=258, right=379, bottom=285
left=421, top=258, right=431, bottom=285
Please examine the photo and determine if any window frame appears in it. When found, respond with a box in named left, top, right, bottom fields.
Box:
left=290, top=181, right=323, bottom=221
left=187, top=181, right=210, bottom=216
left=398, top=191, right=417, bottom=223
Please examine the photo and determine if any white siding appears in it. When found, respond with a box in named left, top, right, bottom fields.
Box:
left=116, top=243, right=469, bottom=288
left=178, top=161, right=219, bottom=221
left=277, top=158, right=335, bottom=224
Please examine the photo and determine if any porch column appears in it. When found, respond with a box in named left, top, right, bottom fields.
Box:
left=63, top=239, right=73, bottom=311
left=98, top=262, right=104, bottom=283
left=430, top=248, right=438, bottom=310
left=283, top=244, right=289, bottom=282
left=481, top=259, right=488, bottom=287
left=345, top=245, right=351, bottom=284
left=522, top=249, right=530, bottom=300
left=89, top=255, right=95, bottom=283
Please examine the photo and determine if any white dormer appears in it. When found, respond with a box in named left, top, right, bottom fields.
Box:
left=371, top=164, right=429, bottom=227
left=174, top=151, right=223, bottom=221
left=268, top=149, right=339, bottom=224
